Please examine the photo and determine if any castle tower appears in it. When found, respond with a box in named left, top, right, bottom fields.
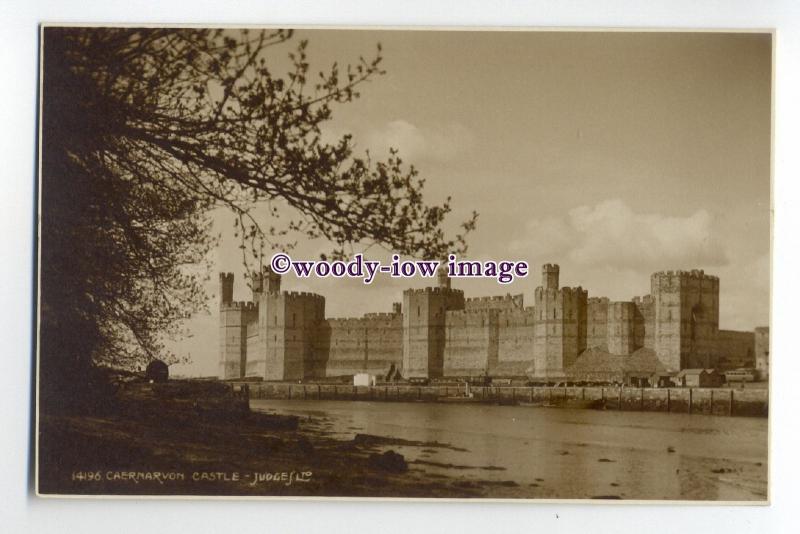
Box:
left=392, top=302, right=402, bottom=314
left=607, top=301, right=636, bottom=355
left=651, top=270, right=719, bottom=371
left=218, top=272, right=258, bottom=379
left=542, top=263, right=559, bottom=290
left=264, top=265, right=281, bottom=294
left=251, top=265, right=281, bottom=300
left=219, top=272, right=234, bottom=307
left=402, top=286, right=465, bottom=378
left=532, top=264, right=587, bottom=379
left=250, top=289, right=325, bottom=381
left=437, top=263, right=451, bottom=289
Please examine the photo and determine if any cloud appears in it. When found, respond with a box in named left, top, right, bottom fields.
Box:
left=364, top=119, right=474, bottom=162
left=510, top=199, right=729, bottom=272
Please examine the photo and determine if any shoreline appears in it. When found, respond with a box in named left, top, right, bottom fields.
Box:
left=233, top=382, right=769, bottom=418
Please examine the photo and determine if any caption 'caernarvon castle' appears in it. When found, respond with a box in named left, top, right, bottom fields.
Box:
left=219, top=264, right=769, bottom=383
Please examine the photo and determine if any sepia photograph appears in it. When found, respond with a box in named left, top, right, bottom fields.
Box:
left=36, top=26, right=771, bottom=502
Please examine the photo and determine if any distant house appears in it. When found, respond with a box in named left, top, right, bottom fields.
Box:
left=676, top=369, right=724, bottom=388
left=724, top=368, right=756, bottom=383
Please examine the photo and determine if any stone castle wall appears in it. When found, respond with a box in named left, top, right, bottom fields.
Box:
left=220, top=264, right=764, bottom=382
left=587, top=297, right=609, bottom=350
left=715, top=329, right=756, bottom=370
left=443, top=309, right=498, bottom=376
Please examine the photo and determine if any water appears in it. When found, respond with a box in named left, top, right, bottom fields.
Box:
left=251, top=399, right=768, bottom=500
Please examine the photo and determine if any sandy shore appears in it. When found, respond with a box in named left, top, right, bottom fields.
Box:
left=37, top=406, right=526, bottom=498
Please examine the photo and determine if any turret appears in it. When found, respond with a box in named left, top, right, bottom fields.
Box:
left=219, top=272, right=234, bottom=307
left=542, top=263, right=559, bottom=290
left=437, top=263, right=451, bottom=289
left=264, top=265, right=281, bottom=294
left=392, top=302, right=402, bottom=314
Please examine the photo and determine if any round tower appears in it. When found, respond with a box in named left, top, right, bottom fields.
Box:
left=542, top=263, right=560, bottom=290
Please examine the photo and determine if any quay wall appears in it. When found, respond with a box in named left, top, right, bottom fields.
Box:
left=235, top=382, right=768, bottom=418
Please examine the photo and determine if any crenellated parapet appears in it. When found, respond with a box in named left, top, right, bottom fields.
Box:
left=651, top=270, right=720, bottom=292
left=221, top=300, right=258, bottom=311
left=465, top=293, right=524, bottom=310
left=403, top=286, right=465, bottom=296
left=281, top=290, right=326, bottom=302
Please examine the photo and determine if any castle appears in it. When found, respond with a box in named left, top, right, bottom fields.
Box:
left=219, top=263, right=768, bottom=382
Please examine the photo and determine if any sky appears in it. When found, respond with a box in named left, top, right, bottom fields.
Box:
left=169, top=30, right=771, bottom=377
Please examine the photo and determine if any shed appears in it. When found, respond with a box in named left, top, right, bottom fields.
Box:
left=145, top=359, right=169, bottom=383
left=676, top=368, right=723, bottom=388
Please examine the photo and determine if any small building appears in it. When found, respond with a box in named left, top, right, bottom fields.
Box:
left=724, top=368, right=756, bottom=383
left=353, top=373, right=376, bottom=387
left=145, top=359, right=169, bottom=383
left=676, top=368, right=724, bottom=388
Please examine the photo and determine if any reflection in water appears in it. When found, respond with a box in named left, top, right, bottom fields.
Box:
left=252, top=400, right=767, bottom=500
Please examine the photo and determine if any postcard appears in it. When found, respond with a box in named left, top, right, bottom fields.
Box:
left=36, top=26, right=771, bottom=501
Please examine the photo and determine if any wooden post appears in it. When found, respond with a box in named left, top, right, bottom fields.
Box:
left=418, top=386, right=421, bottom=400
left=303, top=385, right=307, bottom=400
left=618, top=386, right=623, bottom=411
left=667, top=388, right=671, bottom=413
left=288, top=385, right=292, bottom=400
left=582, top=387, right=585, bottom=401
left=729, top=389, right=734, bottom=416
left=710, top=389, right=714, bottom=415
left=512, top=387, right=516, bottom=402
left=640, top=388, right=644, bottom=411
left=688, top=388, right=693, bottom=415
left=564, top=386, right=568, bottom=400
left=601, top=387, right=605, bottom=403
left=318, top=384, right=321, bottom=400
left=548, top=387, right=552, bottom=403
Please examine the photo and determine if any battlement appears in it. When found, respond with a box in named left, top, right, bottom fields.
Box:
left=325, top=317, right=370, bottom=326
left=403, top=287, right=465, bottom=296
left=447, top=308, right=500, bottom=317
left=219, top=272, right=234, bottom=281
left=561, top=286, right=587, bottom=297
left=535, top=286, right=587, bottom=298
left=280, top=290, right=325, bottom=301
left=496, top=306, right=537, bottom=320
left=632, top=294, right=654, bottom=305
left=222, top=300, right=258, bottom=311
left=588, top=297, right=610, bottom=304
left=651, top=269, right=719, bottom=282
left=363, top=312, right=401, bottom=319
left=464, top=293, right=524, bottom=310
left=542, top=263, right=560, bottom=272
